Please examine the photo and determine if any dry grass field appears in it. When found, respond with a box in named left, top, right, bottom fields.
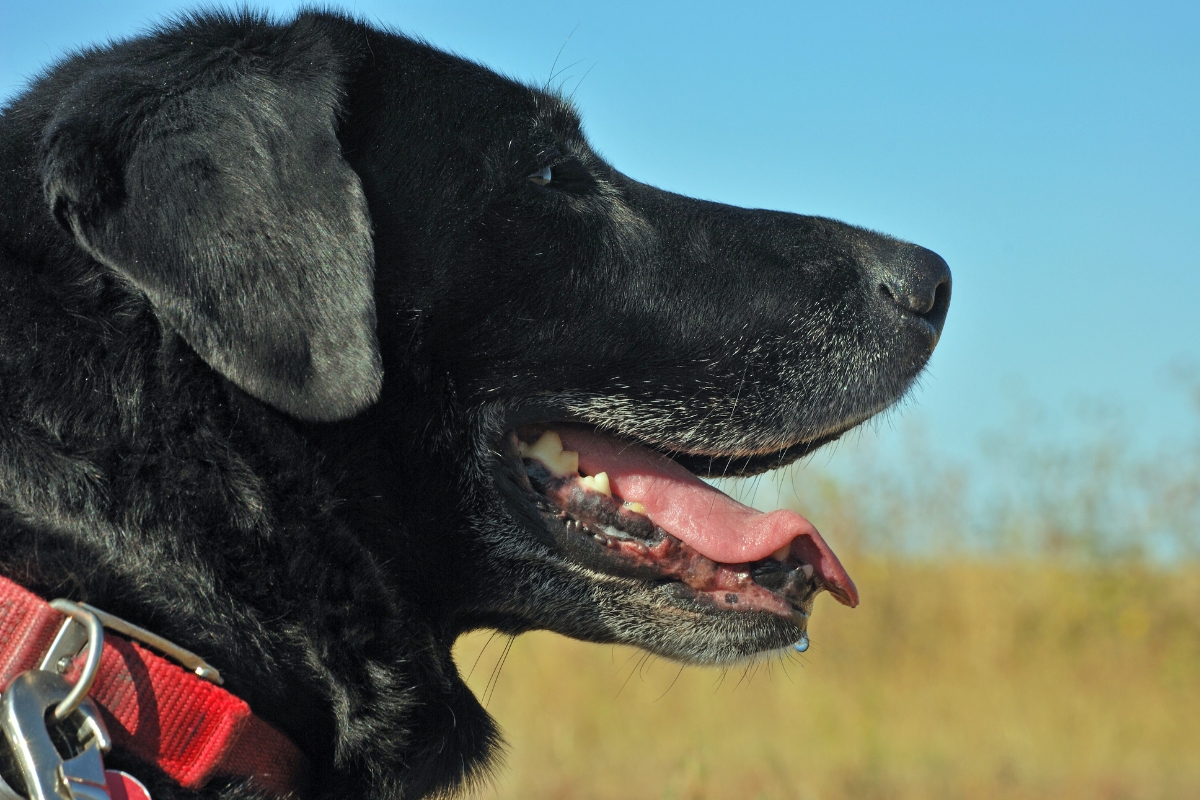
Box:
left=455, top=558, right=1200, bottom=800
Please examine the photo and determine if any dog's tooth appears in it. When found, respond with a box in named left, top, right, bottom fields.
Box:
left=521, top=430, right=579, bottom=476
left=801, top=563, right=814, bottom=579
left=521, top=431, right=550, bottom=455
left=623, top=500, right=646, bottom=514
left=772, top=544, right=792, bottom=562
left=579, top=471, right=611, bottom=497
left=557, top=450, right=580, bottom=475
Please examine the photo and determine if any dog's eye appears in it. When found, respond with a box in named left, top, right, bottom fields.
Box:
left=527, top=166, right=552, bottom=186
left=525, top=158, right=592, bottom=193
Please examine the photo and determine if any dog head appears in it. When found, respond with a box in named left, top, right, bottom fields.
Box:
left=35, top=11, right=949, bottom=666
left=20, top=11, right=949, bottom=788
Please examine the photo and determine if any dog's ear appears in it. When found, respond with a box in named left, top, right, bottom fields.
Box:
left=40, top=45, right=381, bottom=422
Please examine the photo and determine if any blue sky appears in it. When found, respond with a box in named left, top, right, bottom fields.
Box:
left=3, top=0, right=1198, bottom=473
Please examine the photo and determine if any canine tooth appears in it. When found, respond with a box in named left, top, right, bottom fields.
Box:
left=623, top=501, right=646, bottom=514
left=520, top=431, right=579, bottom=476
left=801, top=563, right=814, bottom=579
left=579, top=472, right=611, bottom=496
left=772, top=544, right=792, bottom=561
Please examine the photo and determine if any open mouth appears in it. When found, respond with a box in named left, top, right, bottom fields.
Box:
left=502, top=423, right=859, bottom=646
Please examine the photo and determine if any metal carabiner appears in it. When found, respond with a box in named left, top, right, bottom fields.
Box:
left=0, top=601, right=112, bottom=800
left=0, top=670, right=112, bottom=800
left=39, top=601, right=105, bottom=722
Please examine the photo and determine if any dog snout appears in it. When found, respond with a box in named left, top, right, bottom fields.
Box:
left=875, top=245, right=952, bottom=337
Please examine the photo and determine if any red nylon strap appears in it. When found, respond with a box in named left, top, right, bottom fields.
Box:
left=0, top=577, right=310, bottom=798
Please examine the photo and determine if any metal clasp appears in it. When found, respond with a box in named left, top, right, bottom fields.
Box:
left=75, top=604, right=221, bottom=686
left=38, top=601, right=106, bottom=722
left=0, top=602, right=111, bottom=800
left=40, top=601, right=221, bottom=687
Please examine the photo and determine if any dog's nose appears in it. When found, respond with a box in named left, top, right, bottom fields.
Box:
left=876, top=245, right=951, bottom=336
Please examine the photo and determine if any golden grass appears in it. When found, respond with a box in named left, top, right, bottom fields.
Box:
left=455, top=559, right=1200, bottom=800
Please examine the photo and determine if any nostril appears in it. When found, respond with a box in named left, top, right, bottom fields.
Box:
left=878, top=281, right=899, bottom=307
left=878, top=281, right=937, bottom=316
left=874, top=245, right=952, bottom=336
left=929, top=278, right=951, bottom=317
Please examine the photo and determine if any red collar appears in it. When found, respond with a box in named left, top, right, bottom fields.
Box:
left=0, top=576, right=310, bottom=798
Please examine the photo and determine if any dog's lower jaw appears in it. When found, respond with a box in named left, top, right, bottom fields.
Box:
left=466, top=556, right=810, bottom=666
left=463, top=515, right=816, bottom=667
left=597, top=584, right=810, bottom=666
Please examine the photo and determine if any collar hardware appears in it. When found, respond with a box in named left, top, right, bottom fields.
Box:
left=0, top=669, right=112, bottom=800
left=0, top=577, right=308, bottom=799
left=69, top=604, right=222, bottom=686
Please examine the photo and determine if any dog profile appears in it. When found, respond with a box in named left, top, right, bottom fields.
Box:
left=0, top=10, right=950, bottom=800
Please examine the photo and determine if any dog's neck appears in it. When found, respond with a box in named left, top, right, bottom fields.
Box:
left=0, top=285, right=497, bottom=799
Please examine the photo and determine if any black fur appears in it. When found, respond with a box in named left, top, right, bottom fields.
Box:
left=0, top=11, right=950, bottom=799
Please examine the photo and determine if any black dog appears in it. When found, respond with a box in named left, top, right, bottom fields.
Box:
left=0, top=10, right=949, bottom=800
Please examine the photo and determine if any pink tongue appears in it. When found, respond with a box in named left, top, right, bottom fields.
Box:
left=555, top=428, right=859, bottom=607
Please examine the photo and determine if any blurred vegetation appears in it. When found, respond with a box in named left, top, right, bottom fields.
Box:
left=456, top=388, right=1200, bottom=799
left=773, top=383, right=1200, bottom=563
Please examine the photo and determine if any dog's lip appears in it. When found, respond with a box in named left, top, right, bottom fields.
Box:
left=553, top=425, right=856, bottom=600
left=498, top=401, right=851, bottom=479
left=668, top=431, right=845, bottom=479
left=517, top=457, right=825, bottom=623
left=495, top=416, right=858, bottom=609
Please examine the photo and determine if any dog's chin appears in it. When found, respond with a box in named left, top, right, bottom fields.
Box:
left=570, top=574, right=812, bottom=666
left=484, top=414, right=864, bottom=665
